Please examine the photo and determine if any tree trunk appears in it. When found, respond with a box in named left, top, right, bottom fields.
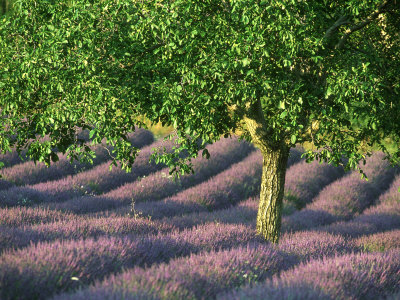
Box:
left=232, top=98, right=290, bottom=243
left=257, top=144, right=289, bottom=243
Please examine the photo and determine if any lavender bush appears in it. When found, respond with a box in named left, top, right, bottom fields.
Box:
left=165, top=197, right=259, bottom=230
left=0, top=149, right=28, bottom=168
left=1, top=144, right=399, bottom=300
left=0, top=223, right=261, bottom=299
left=0, top=206, right=75, bottom=227
left=318, top=174, right=400, bottom=238
left=284, top=160, right=345, bottom=209
left=54, top=243, right=298, bottom=300
left=0, top=137, right=175, bottom=207
left=308, top=152, right=397, bottom=219
left=0, top=178, right=14, bottom=191
left=0, top=129, right=153, bottom=186
left=282, top=152, right=397, bottom=232
left=354, top=229, right=400, bottom=252
left=277, top=230, right=360, bottom=261
left=0, top=216, right=176, bottom=254
left=132, top=151, right=263, bottom=219
left=219, top=250, right=400, bottom=300
left=102, top=136, right=255, bottom=204
left=42, top=137, right=256, bottom=214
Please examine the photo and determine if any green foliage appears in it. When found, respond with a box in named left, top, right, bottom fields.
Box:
left=0, top=0, right=399, bottom=177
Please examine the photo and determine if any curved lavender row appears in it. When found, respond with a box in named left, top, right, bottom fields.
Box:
left=284, top=160, right=345, bottom=209
left=165, top=195, right=299, bottom=231
left=354, top=229, right=400, bottom=253
left=53, top=243, right=298, bottom=300
left=0, top=223, right=261, bottom=300
left=0, top=216, right=176, bottom=254
left=54, top=230, right=360, bottom=300
left=0, top=129, right=91, bottom=169
left=0, top=150, right=28, bottom=168
left=318, top=201, right=400, bottom=239
left=0, top=137, right=175, bottom=207
left=47, top=137, right=256, bottom=214
left=277, top=231, right=360, bottom=262
left=375, top=171, right=400, bottom=206
left=165, top=197, right=259, bottom=230
left=47, top=144, right=302, bottom=215
left=133, top=148, right=328, bottom=220
left=0, top=206, right=77, bottom=227
left=0, top=129, right=154, bottom=186
left=218, top=250, right=400, bottom=300
left=316, top=173, right=400, bottom=238
left=133, top=151, right=264, bottom=219
left=164, top=157, right=343, bottom=230
left=0, top=178, right=14, bottom=191
left=104, top=137, right=255, bottom=204
left=282, top=152, right=397, bottom=232
left=307, top=152, right=397, bottom=219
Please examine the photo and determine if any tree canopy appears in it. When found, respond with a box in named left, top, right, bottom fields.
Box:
left=1, top=0, right=399, bottom=242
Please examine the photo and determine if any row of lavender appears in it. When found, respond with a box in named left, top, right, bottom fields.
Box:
left=1, top=137, right=399, bottom=299
left=1, top=146, right=397, bottom=250
left=0, top=129, right=154, bottom=186
left=51, top=165, right=400, bottom=300
left=0, top=142, right=344, bottom=254
left=2, top=217, right=399, bottom=299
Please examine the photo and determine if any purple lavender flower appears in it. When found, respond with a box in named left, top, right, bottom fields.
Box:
left=0, top=149, right=28, bottom=168
left=134, top=151, right=263, bottom=219
left=278, top=230, right=360, bottom=261
left=284, top=160, right=345, bottom=209
left=376, top=173, right=400, bottom=206
left=0, top=179, right=14, bottom=191
left=220, top=250, right=400, bottom=300
left=0, top=129, right=153, bottom=186
left=103, top=136, right=255, bottom=204
left=0, top=206, right=75, bottom=227
left=354, top=229, right=400, bottom=252
left=282, top=152, right=397, bottom=232
left=0, top=223, right=260, bottom=299
left=0, top=216, right=176, bottom=254
left=317, top=196, right=400, bottom=239
left=0, top=137, right=175, bottom=207
left=165, top=196, right=259, bottom=229
left=54, top=243, right=298, bottom=300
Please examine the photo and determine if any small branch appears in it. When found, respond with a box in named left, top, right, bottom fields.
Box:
left=336, top=0, right=393, bottom=49
left=324, top=15, right=351, bottom=41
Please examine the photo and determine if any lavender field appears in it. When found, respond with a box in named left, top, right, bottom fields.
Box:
left=1, top=132, right=400, bottom=300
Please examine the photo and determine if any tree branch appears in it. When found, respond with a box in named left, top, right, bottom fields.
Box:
left=324, top=15, right=351, bottom=41
left=336, top=0, right=394, bottom=49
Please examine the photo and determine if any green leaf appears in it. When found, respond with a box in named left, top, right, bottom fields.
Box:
left=246, top=69, right=255, bottom=76
left=89, top=129, right=96, bottom=139
left=291, top=134, right=297, bottom=144
left=280, top=111, right=287, bottom=118
left=242, top=58, right=251, bottom=67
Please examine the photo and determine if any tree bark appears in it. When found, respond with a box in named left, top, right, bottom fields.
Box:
left=232, top=99, right=290, bottom=243
left=257, top=144, right=289, bottom=243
